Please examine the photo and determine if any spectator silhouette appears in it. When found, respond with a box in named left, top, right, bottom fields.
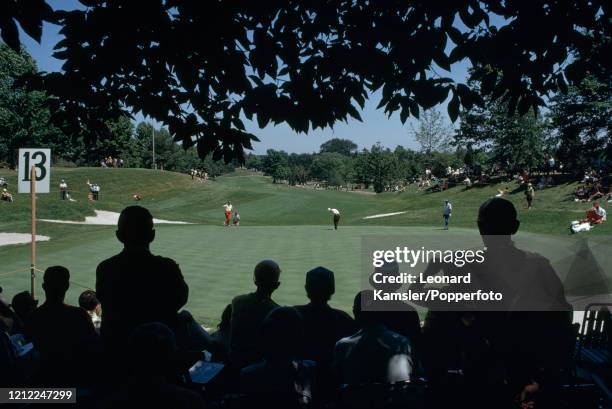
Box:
left=476, top=198, right=573, bottom=406
left=10, top=291, right=38, bottom=335
left=334, top=290, right=413, bottom=385
left=78, top=290, right=101, bottom=333
left=211, top=304, right=232, bottom=362
left=421, top=198, right=572, bottom=407
left=295, top=267, right=356, bottom=364
left=99, top=322, right=205, bottom=409
left=96, top=206, right=189, bottom=352
left=368, top=261, right=421, bottom=347
left=230, top=259, right=281, bottom=368
left=240, top=306, right=315, bottom=408
left=26, top=266, right=97, bottom=386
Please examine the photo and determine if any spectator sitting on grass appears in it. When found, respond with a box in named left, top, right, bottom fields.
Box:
left=1, top=188, right=13, bottom=202
left=585, top=201, right=607, bottom=225
left=78, top=290, right=102, bottom=333
left=230, top=259, right=281, bottom=368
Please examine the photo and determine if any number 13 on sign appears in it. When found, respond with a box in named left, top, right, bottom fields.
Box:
left=18, top=149, right=51, bottom=194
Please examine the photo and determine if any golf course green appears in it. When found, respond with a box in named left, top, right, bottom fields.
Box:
left=1, top=167, right=610, bottom=324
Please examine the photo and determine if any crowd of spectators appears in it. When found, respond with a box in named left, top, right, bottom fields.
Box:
left=0, top=201, right=600, bottom=408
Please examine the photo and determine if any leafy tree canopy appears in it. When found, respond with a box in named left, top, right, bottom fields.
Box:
left=320, top=138, right=358, bottom=156
left=2, top=0, right=611, bottom=162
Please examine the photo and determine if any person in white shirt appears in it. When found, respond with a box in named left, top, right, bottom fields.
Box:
left=328, top=208, right=340, bottom=230
left=59, top=179, right=68, bottom=200
left=443, top=200, right=452, bottom=230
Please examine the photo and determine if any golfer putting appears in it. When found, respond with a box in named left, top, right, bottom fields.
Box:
left=328, top=207, right=341, bottom=230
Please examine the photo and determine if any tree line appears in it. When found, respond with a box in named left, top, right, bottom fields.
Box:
left=1, top=43, right=610, bottom=188
left=0, top=44, right=235, bottom=176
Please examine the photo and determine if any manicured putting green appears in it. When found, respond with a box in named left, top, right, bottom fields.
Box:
left=0, top=223, right=468, bottom=324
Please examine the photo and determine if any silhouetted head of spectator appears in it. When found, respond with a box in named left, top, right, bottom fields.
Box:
left=128, top=322, right=177, bottom=379
left=477, top=198, right=520, bottom=245
left=253, top=260, right=281, bottom=295
left=11, top=291, right=38, bottom=322
left=117, top=206, right=155, bottom=248
left=42, top=266, right=70, bottom=303
left=259, top=307, right=304, bottom=359
left=305, top=266, right=335, bottom=303
left=78, top=290, right=100, bottom=314
left=218, top=304, right=232, bottom=332
left=353, top=290, right=381, bottom=328
left=369, top=260, right=402, bottom=293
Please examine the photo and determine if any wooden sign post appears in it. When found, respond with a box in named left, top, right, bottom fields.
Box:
left=18, top=148, right=50, bottom=298
left=30, top=165, right=36, bottom=298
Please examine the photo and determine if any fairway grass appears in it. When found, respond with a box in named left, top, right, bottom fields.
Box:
left=0, top=223, right=460, bottom=324
left=1, top=167, right=611, bottom=325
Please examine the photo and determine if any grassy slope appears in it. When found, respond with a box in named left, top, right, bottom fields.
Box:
left=2, top=167, right=608, bottom=233
left=1, top=167, right=610, bottom=324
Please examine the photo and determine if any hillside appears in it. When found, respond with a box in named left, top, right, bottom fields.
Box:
left=1, top=167, right=610, bottom=324
left=0, top=167, right=608, bottom=235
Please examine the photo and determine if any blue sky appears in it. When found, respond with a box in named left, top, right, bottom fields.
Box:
left=20, top=0, right=474, bottom=155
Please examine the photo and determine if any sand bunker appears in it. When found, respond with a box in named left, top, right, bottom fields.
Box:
left=39, top=210, right=192, bottom=225
left=363, top=211, right=407, bottom=219
left=0, top=233, right=50, bottom=247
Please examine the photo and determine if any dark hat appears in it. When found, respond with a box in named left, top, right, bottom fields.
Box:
left=305, top=266, right=335, bottom=296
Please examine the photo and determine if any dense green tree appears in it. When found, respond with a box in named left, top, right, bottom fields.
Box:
left=7, top=1, right=608, bottom=162
left=310, top=153, right=347, bottom=186
left=245, top=154, right=264, bottom=171
left=548, top=74, right=612, bottom=173
left=362, top=143, right=400, bottom=193
left=262, top=149, right=289, bottom=183
left=319, top=138, right=358, bottom=156
left=456, top=94, right=548, bottom=173
left=0, top=44, right=64, bottom=166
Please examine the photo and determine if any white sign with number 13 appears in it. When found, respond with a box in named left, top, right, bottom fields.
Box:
left=18, top=149, right=51, bottom=194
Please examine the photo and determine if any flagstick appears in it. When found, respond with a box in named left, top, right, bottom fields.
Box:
left=31, top=165, right=36, bottom=298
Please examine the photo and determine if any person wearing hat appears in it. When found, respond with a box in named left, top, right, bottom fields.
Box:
left=443, top=200, right=452, bottom=230
left=525, top=182, right=535, bottom=210
left=328, top=207, right=341, bottom=230
left=295, top=267, right=356, bottom=365
left=1, top=188, right=13, bottom=202
left=59, top=179, right=68, bottom=200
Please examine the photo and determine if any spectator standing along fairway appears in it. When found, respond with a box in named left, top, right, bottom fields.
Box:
left=59, top=179, right=68, bottom=200
left=525, top=183, right=535, bottom=210
left=443, top=200, right=452, bottom=230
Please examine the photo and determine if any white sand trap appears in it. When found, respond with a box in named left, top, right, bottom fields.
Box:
left=363, top=211, right=407, bottom=219
left=40, top=210, right=192, bottom=226
left=0, top=233, right=50, bottom=247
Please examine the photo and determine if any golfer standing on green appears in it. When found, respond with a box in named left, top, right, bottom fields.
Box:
left=328, top=208, right=341, bottom=230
